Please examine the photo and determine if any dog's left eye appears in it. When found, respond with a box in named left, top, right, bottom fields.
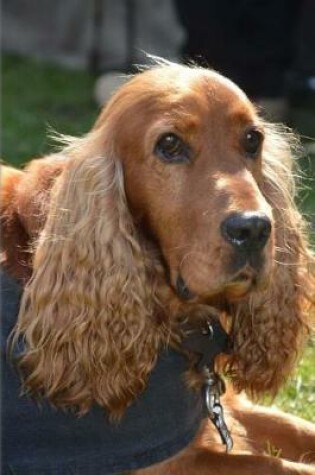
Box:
left=242, top=128, right=264, bottom=158
left=154, top=133, right=191, bottom=163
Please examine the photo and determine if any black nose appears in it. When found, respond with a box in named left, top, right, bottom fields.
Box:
left=221, top=212, right=272, bottom=251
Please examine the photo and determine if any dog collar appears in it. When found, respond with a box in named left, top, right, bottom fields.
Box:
left=182, top=319, right=233, bottom=451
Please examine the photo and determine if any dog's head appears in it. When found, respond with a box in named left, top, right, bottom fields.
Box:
left=13, top=63, right=314, bottom=416
left=97, top=65, right=274, bottom=302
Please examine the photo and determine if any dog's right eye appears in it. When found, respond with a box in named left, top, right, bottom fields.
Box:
left=154, top=133, right=191, bottom=163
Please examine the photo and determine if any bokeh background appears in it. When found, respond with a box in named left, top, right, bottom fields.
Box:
left=2, top=0, right=315, bottom=420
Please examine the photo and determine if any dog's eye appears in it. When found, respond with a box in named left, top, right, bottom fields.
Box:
left=243, top=128, right=264, bottom=158
left=154, top=133, right=191, bottom=163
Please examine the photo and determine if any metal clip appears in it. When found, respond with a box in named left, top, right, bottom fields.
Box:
left=204, top=370, right=233, bottom=452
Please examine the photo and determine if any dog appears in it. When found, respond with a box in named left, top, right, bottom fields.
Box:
left=1, top=61, right=315, bottom=474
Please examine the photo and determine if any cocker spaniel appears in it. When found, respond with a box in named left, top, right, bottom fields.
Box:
left=1, top=61, right=315, bottom=474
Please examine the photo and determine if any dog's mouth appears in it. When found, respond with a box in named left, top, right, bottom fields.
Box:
left=222, top=269, right=258, bottom=300
left=175, top=266, right=265, bottom=302
left=175, top=274, right=196, bottom=300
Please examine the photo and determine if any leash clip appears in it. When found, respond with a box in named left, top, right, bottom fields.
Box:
left=182, top=318, right=233, bottom=451
left=204, top=367, right=233, bottom=452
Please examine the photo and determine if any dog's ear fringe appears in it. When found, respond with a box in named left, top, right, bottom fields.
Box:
left=10, top=129, right=167, bottom=418
left=226, top=122, right=314, bottom=399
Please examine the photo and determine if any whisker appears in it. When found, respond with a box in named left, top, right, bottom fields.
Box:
left=178, top=251, right=204, bottom=271
left=164, top=243, right=196, bottom=252
left=273, top=259, right=299, bottom=267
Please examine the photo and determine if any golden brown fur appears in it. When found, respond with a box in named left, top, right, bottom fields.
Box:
left=1, top=62, right=314, bottom=473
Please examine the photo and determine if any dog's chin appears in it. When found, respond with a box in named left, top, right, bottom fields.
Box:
left=174, top=268, right=270, bottom=304
left=221, top=280, right=254, bottom=301
left=222, top=269, right=260, bottom=301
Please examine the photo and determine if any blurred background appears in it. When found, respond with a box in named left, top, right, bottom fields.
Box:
left=2, top=0, right=314, bottom=420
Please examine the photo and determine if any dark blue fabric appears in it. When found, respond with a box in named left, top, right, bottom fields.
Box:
left=1, top=270, right=205, bottom=474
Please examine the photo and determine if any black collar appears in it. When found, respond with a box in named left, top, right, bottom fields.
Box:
left=182, top=318, right=231, bottom=372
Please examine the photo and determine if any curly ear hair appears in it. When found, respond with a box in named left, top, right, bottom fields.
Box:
left=12, top=130, right=166, bottom=418
left=227, top=123, right=314, bottom=398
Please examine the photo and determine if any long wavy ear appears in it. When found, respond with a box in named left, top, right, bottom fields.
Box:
left=12, top=130, right=164, bottom=418
left=228, top=123, right=314, bottom=398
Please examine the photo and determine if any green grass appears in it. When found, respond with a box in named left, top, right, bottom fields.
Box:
left=297, top=155, right=315, bottom=231
left=2, top=53, right=315, bottom=422
left=2, top=54, right=97, bottom=166
left=271, top=342, right=315, bottom=421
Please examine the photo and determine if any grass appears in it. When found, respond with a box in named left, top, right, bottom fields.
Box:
left=2, top=53, right=315, bottom=422
left=271, top=342, right=315, bottom=421
left=2, top=54, right=97, bottom=166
